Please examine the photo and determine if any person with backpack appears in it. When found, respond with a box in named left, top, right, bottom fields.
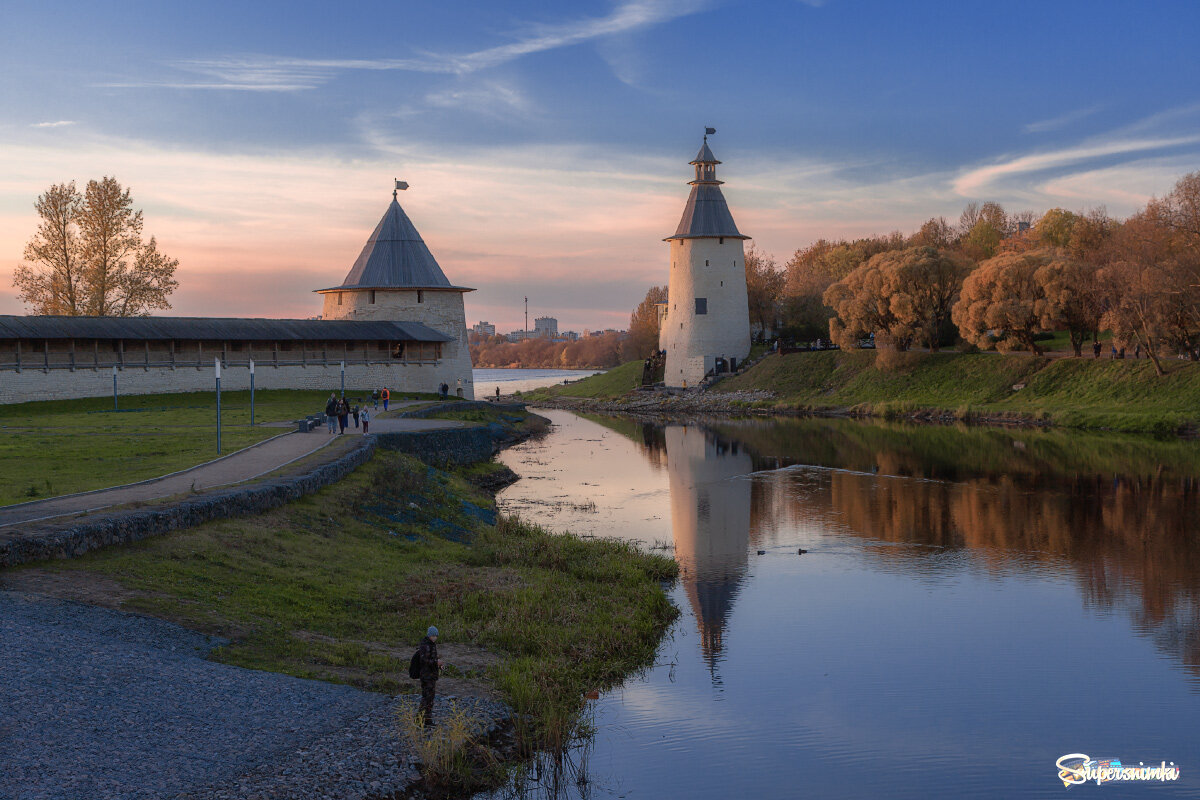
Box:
left=382, top=387, right=390, bottom=411
left=324, top=393, right=339, bottom=434
left=410, top=625, right=443, bottom=727
left=337, top=397, right=349, bottom=434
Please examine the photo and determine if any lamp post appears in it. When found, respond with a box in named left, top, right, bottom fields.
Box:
left=249, top=359, right=255, bottom=426
left=340, top=360, right=345, bottom=397
left=215, top=357, right=222, bottom=454
left=112, top=365, right=118, bottom=411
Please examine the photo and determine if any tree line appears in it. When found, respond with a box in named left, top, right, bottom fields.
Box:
left=14, top=177, right=179, bottom=316
left=626, top=169, right=1200, bottom=377
left=469, top=330, right=634, bottom=369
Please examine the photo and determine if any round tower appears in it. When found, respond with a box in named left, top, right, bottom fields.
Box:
left=315, top=184, right=475, bottom=398
left=660, top=135, right=751, bottom=388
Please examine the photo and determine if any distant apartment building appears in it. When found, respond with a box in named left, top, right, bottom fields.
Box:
left=506, top=330, right=530, bottom=343
left=534, top=316, right=558, bottom=339
left=472, top=321, right=496, bottom=337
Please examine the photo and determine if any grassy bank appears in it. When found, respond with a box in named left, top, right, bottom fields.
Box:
left=720, top=351, right=1200, bottom=433
left=539, top=352, right=1200, bottom=434
left=13, top=447, right=678, bottom=752
left=524, top=360, right=639, bottom=400
left=0, top=388, right=436, bottom=506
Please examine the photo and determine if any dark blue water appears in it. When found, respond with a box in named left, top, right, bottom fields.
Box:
left=492, top=411, right=1200, bottom=799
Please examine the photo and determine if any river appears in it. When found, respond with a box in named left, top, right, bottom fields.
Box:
left=487, top=409, right=1200, bottom=799
left=472, top=368, right=604, bottom=399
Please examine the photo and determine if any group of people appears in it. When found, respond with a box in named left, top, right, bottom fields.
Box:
left=323, top=393, right=371, bottom=434
left=1091, top=341, right=1143, bottom=360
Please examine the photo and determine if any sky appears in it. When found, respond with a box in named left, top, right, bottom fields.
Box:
left=2, top=0, right=1199, bottom=332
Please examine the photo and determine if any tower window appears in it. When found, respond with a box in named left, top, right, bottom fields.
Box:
left=337, top=293, right=343, bottom=306
left=705, top=259, right=709, bottom=266
left=369, top=290, right=376, bottom=304
left=720, top=281, right=724, bottom=287
left=417, top=290, right=424, bottom=303
left=719, top=237, right=724, bottom=244
left=695, top=298, right=707, bottom=315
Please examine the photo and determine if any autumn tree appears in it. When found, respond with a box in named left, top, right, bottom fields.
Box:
left=953, top=250, right=1054, bottom=354
left=824, top=246, right=970, bottom=353
left=13, top=176, right=179, bottom=316
left=889, top=246, right=973, bottom=351
left=13, top=182, right=85, bottom=315
left=628, top=284, right=668, bottom=358
left=1033, top=256, right=1104, bottom=356
left=909, top=216, right=955, bottom=250
left=744, top=244, right=784, bottom=338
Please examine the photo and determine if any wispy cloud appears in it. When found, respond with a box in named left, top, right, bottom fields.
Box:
left=101, top=0, right=708, bottom=91
left=952, top=135, right=1200, bottom=196
left=30, top=120, right=76, bottom=128
left=1022, top=104, right=1101, bottom=134
left=425, top=80, right=536, bottom=119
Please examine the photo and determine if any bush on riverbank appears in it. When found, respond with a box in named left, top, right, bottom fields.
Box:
left=24, top=449, right=678, bottom=766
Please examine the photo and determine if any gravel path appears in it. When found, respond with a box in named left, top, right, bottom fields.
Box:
left=0, top=591, right=507, bottom=800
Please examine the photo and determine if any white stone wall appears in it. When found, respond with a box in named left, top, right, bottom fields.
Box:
left=320, top=288, right=474, bottom=400
left=661, top=237, right=751, bottom=387
left=0, top=360, right=465, bottom=406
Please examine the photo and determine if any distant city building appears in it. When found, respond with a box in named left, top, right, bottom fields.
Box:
left=506, top=330, right=530, bottom=343
left=472, top=321, right=496, bottom=337
left=534, top=316, right=558, bottom=338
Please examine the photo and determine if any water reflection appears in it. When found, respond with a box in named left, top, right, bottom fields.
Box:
left=664, top=426, right=753, bottom=680
left=491, top=412, right=1200, bottom=799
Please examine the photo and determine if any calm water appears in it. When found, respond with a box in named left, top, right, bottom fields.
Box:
left=490, top=410, right=1200, bottom=799
left=472, top=368, right=603, bottom=399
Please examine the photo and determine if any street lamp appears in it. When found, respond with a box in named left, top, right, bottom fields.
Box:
left=249, top=359, right=256, bottom=426
left=340, top=360, right=345, bottom=397
left=112, top=365, right=118, bottom=411
left=215, top=357, right=222, bottom=454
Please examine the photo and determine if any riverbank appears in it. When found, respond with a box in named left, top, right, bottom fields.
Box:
left=2, top=406, right=679, bottom=798
left=527, top=351, right=1200, bottom=435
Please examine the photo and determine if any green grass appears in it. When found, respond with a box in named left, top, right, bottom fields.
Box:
left=25, top=450, right=678, bottom=750
left=525, top=361, right=638, bottom=400
left=719, top=350, right=1200, bottom=434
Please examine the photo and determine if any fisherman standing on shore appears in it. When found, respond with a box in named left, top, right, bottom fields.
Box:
left=417, top=626, right=443, bottom=727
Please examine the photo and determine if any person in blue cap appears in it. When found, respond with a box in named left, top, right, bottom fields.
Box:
left=417, top=625, right=443, bottom=727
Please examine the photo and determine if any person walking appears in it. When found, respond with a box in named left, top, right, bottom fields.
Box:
left=1135, top=343, right=1141, bottom=359
left=360, top=406, right=370, bottom=434
left=1111, top=344, right=1118, bottom=359
left=352, top=404, right=360, bottom=428
left=1093, top=341, right=1102, bottom=358
left=325, top=393, right=339, bottom=434
left=495, top=385, right=500, bottom=401
left=372, top=388, right=380, bottom=410
left=417, top=626, right=443, bottom=727
left=382, top=387, right=390, bottom=412
left=337, top=397, right=349, bottom=434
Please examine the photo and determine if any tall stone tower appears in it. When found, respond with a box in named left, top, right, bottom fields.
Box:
left=660, top=135, right=751, bottom=388
left=316, top=185, right=475, bottom=399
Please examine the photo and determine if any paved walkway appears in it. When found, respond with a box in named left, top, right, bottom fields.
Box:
left=0, top=406, right=464, bottom=530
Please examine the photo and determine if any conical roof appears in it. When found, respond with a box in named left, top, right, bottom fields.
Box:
left=330, top=198, right=465, bottom=290
left=667, top=140, right=749, bottom=241
left=692, top=140, right=719, bottom=164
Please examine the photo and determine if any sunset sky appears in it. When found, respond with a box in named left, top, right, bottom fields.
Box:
left=2, top=0, right=1199, bottom=332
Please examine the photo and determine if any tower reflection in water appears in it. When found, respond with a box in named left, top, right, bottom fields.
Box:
left=664, top=425, right=753, bottom=682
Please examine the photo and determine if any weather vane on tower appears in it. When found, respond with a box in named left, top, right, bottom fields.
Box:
left=393, top=178, right=409, bottom=199
left=704, top=126, right=716, bottom=142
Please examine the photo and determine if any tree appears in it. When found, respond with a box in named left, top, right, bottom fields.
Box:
left=1033, top=256, right=1103, bottom=356
left=953, top=251, right=1054, bottom=354
left=824, top=246, right=970, bottom=354
left=889, top=246, right=973, bottom=352
left=744, top=244, right=784, bottom=338
left=628, top=284, right=668, bottom=359
left=13, top=183, right=85, bottom=315
left=910, top=217, right=955, bottom=250
left=12, top=176, right=179, bottom=316
left=1035, top=208, right=1081, bottom=248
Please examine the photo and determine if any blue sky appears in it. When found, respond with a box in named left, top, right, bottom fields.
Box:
left=2, top=0, right=1198, bottom=330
